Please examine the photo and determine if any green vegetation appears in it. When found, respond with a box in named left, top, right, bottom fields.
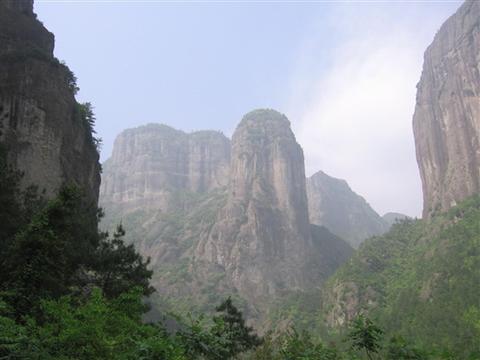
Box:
left=323, top=195, right=480, bottom=358
left=1, top=140, right=478, bottom=358
left=76, top=102, right=102, bottom=151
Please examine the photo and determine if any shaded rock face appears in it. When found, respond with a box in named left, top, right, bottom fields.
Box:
left=195, top=110, right=351, bottom=304
left=100, top=124, right=230, bottom=213
left=0, top=0, right=100, bottom=203
left=413, top=1, right=480, bottom=218
left=306, top=171, right=389, bottom=248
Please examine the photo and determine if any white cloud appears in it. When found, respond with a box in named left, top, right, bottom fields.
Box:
left=287, top=5, right=456, bottom=217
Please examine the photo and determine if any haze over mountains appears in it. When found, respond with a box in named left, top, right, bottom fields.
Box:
left=0, top=0, right=479, bottom=357
left=100, top=109, right=356, bottom=316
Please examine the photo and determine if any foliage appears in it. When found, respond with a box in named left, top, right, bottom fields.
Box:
left=211, top=297, right=262, bottom=358
left=0, top=288, right=187, bottom=360
left=76, top=102, right=102, bottom=151
left=347, top=315, right=383, bottom=360
left=324, top=195, right=480, bottom=358
left=94, top=224, right=154, bottom=299
left=177, top=297, right=261, bottom=359
left=243, top=329, right=342, bottom=360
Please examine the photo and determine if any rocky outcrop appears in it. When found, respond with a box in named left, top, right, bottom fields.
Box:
left=100, top=110, right=353, bottom=319
left=0, top=0, right=100, bottom=203
left=306, top=171, right=389, bottom=248
left=413, top=1, right=480, bottom=218
left=195, top=110, right=352, bottom=304
left=100, top=124, right=230, bottom=213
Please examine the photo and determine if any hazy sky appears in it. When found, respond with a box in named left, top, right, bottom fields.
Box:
left=35, top=0, right=461, bottom=217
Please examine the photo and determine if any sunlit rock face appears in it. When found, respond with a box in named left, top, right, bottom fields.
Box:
left=306, top=171, right=389, bottom=248
left=195, top=110, right=352, bottom=304
left=100, top=124, right=231, bottom=213
left=413, top=0, right=480, bottom=218
left=0, top=0, right=100, bottom=203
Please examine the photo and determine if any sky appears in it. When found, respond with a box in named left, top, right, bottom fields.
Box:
left=35, top=0, right=461, bottom=217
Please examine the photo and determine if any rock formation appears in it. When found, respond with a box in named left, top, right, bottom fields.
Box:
left=100, top=110, right=353, bottom=317
left=306, top=171, right=389, bottom=248
left=0, top=0, right=100, bottom=203
left=100, top=124, right=230, bottom=213
left=413, top=0, right=480, bottom=218
left=195, top=110, right=352, bottom=304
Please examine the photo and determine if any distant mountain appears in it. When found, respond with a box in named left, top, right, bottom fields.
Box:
left=306, top=171, right=389, bottom=248
left=100, top=110, right=353, bottom=320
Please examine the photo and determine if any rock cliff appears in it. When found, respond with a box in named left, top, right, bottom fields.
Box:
left=0, top=0, right=100, bottom=203
left=306, top=171, right=389, bottom=248
left=413, top=0, right=480, bottom=218
left=195, top=110, right=352, bottom=304
left=100, top=124, right=230, bottom=213
left=100, top=110, right=353, bottom=319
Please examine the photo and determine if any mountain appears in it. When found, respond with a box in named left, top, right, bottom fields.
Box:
left=306, top=170, right=389, bottom=248
left=195, top=110, right=352, bottom=306
left=413, top=0, right=480, bottom=218
left=320, top=2, right=480, bottom=356
left=100, top=124, right=230, bottom=215
left=0, top=0, right=100, bottom=203
left=100, top=110, right=353, bottom=319
left=323, top=197, right=480, bottom=356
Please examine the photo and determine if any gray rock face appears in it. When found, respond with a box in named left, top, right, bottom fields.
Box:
left=100, top=124, right=230, bottom=213
left=413, top=1, right=480, bottom=218
left=306, top=171, right=389, bottom=248
left=100, top=110, right=353, bottom=319
left=0, top=0, right=100, bottom=203
left=195, top=110, right=352, bottom=304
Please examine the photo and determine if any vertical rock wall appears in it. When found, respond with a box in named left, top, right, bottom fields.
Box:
left=413, top=1, right=480, bottom=218
left=0, top=0, right=100, bottom=203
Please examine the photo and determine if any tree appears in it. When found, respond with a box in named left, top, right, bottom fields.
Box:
left=386, top=336, right=427, bottom=360
left=211, top=297, right=262, bottom=358
left=348, top=315, right=384, bottom=360
left=0, top=184, right=153, bottom=320
left=93, top=224, right=154, bottom=299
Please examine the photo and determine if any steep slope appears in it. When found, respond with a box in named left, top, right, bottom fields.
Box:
left=321, top=2, right=480, bottom=357
left=100, top=110, right=353, bottom=319
left=100, top=124, right=230, bottom=215
left=306, top=171, right=389, bottom=248
left=195, top=110, right=352, bottom=307
left=0, top=0, right=100, bottom=203
left=413, top=0, right=480, bottom=218
left=323, top=196, right=480, bottom=356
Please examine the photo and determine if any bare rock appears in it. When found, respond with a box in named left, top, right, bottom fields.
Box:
left=413, top=1, right=480, bottom=218
left=0, top=0, right=100, bottom=203
left=306, top=171, right=389, bottom=248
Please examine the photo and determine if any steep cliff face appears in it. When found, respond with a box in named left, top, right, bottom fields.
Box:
left=100, top=110, right=353, bottom=319
left=0, top=0, right=100, bottom=203
left=195, top=110, right=352, bottom=304
left=306, top=171, right=389, bottom=248
left=100, top=124, right=230, bottom=213
left=413, top=1, right=480, bottom=218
